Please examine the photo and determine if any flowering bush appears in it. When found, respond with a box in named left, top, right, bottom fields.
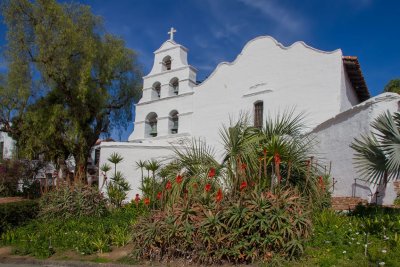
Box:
left=132, top=188, right=312, bottom=264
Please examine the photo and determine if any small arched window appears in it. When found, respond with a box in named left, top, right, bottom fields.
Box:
left=152, top=82, right=161, bottom=99
left=170, top=77, right=179, bottom=96
left=169, top=110, right=179, bottom=134
left=254, top=101, right=263, bottom=129
left=162, top=56, right=172, bottom=71
left=145, top=112, right=158, bottom=137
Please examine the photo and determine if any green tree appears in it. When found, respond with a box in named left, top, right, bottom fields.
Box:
left=0, top=0, right=142, bottom=181
left=383, top=79, right=400, bottom=94
left=351, top=111, right=400, bottom=185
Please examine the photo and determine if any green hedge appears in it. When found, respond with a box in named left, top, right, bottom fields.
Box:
left=0, top=200, right=39, bottom=233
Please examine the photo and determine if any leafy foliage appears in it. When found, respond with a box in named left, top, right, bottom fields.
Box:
left=383, top=79, right=400, bottom=94
left=351, top=111, right=400, bottom=184
left=306, top=208, right=400, bottom=266
left=0, top=200, right=39, bottom=234
left=0, top=0, right=142, bottom=178
left=107, top=171, right=131, bottom=208
left=1, top=203, right=147, bottom=258
left=39, top=184, right=108, bottom=220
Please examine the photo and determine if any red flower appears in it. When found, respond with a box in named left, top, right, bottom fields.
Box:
left=166, top=180, right=172, bottom=190
left=319, top=176, right=325, bottom=191
left=193, top=182, right=198, bottom=189
left=205, top=183, right=212, bottom=192
left=176, top=175, right=183, bottom=184
left=157, top=191, right=162, bottom=200
left=240, top=181, right=247, bottom=191
left=144, top=197, right=150, bottom=205
left=274, top=153, right=281, bottom=165
left=240, top=163, right=247, bottom=170
left=263, top=148, right=267, bottom=155
left=216, top=188, right=223, bottom=202
left=134, top=194, right=140, bottom=203
left=208, top=168, right=216, bottom=178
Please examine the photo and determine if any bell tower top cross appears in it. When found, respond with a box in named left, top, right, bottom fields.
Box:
left=168, top=27, right=177, bottom=41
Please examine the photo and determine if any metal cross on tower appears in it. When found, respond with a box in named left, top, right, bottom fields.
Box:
left=168, top=27, right=177, bottom=40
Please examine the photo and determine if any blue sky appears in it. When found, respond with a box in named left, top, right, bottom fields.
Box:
left=1, top=0, right=399, bottom=140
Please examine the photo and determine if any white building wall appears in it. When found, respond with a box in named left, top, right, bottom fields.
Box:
left=340, top=64, right=360, bottom=112
left=312, top=93, right=400, bottom=205
left=98, top=141, right=181, bottom=200
left=0, top=131, right=16, bottom=159
left=192, top=36, right=345, bottom=153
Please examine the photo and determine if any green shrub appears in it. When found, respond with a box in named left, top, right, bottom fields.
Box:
left=39, top=184, right=108, bottom=220
left=0, top=200, right=39, bottom=234
left=132, top=188, right=312, bottom=264
left=107, top=171, right=131, bottom=208
left=305, top=208, right=400, bottom=266
left=0, top=203, right=147, bottom=258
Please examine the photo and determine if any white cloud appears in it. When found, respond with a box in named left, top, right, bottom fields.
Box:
left=237, top=0, right=306, bottom=32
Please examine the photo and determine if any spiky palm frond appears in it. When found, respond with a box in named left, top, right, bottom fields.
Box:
left=371, top=111, right=400, bottom=176
left=172, top=138, right=219, bottom=177
left=351, top=134, right=388, bottom=184
left=100, top=163, right=111, bottom=173
left=108, top=152, right=124, bottom=165
left=263, top=109, right=306, bottom=138
left=351, top=111, right=400, bottom=184
left=219, top=114, right=261, bottom=190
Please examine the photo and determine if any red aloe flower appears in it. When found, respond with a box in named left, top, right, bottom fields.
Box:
left=240, top=181, right=247, bottom=191
left=134, top=194, right=140, bottom=203
left=263, top=148, right=267, bottom=155
left=144, top=198, right=150, bottom=206
left=166, top=180, right=172, bottom=190
left=274, top=153, right=281, bottom=165
left=216, top=188, right=223, bottom=202
left=157, top=191, right=162, bottom=200
left=176, top=175, right=183, bottom=184
left=319, top=176, right=325, bottom=191
left=208, top=168, right=216, bottom=178
left=193, top=182, right=198, bottom=189
left=205, top=183, right=212, bottom=192
left=240, top=163, right=247, bottom=170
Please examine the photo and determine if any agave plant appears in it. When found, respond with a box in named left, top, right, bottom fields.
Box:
left=351, top=111, right=400, bottom=185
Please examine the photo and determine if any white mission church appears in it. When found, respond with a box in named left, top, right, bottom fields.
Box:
left=98, top=28, right=400, bottom=205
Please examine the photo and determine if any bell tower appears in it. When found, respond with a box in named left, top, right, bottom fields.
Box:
left=128, top=28, right=197, bottom=141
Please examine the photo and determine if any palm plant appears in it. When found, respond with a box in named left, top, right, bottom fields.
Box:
left=351, top=111, right=400, bottom=185
left=135, top=160, right=147, bottom=192
left=147, top=159, right=160, bottom=209
left=108, top=152, right=124, bottom=177
left=220, top=114, right=260, bottom=193
left=99, top=163, right=111, bottom=190
left=258, top=110, right=319, bottom=194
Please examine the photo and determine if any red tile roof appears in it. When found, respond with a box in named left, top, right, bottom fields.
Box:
left=343, top=56, right=370, bottom=102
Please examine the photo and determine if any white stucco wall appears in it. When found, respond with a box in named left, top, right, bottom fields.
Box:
left=192, top=36, right=347, bottom=153
left=98, top=141, right=182, bottom=200
left=312, top=93, right=400, bottom=205
left=0, top=131, right=16, bottom=159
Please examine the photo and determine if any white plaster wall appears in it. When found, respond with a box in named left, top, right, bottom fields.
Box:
left=0, top=131, right=16, bottom=159
left=313, top=93, right=400, bottom=205
left=98, top=142, right=180, bottom=200
left=192, top=36, right=344, bottom=153
left=340, top=64, right=360, bottom=112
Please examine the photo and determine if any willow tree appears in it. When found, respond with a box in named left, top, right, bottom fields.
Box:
left=0, top=0, right=142, bottom=181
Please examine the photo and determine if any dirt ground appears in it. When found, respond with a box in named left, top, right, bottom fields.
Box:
left=0, top=245, right=254, bottom=266
left=0, top=198, right=25, bottom=204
